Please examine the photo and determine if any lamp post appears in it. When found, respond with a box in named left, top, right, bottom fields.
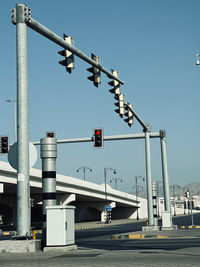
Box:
left=77, top=166, right=92, bottom=181
left=104, top=167, right=116, bottom=199
left=133, top=176, right=145, bottom=220
left=110, top=178, right=122, bottom=190
left=6, top=99, right=17, bottom=142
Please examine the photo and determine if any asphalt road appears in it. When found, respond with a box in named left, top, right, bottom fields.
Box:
left=0, top=214, right=200, bottom=266
left=0, top=232, right=200, bottom=266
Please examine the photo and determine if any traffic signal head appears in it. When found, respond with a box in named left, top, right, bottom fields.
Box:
left=0, top=136, right=9, bottom=154
left=114, top=93, right=124, bottom=118
left=93, top=128, right=103, bottom=148
left=185, top=190, right=190, bottom=199
left=108, top=69, right=121, bottom=98
left=124, top=103, right=134, bottom=127
left=87, top=54, right=101, bottom=87
left=58, top=34, right=74, bottom=73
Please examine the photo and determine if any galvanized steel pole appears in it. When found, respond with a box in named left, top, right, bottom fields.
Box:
left=160, top=130, right=171, bottom=214
left=32, top=132, right=161, bottom=146
left=145, top=131, right=154, bottom=225
left=16, top=3, right=30, bottom=237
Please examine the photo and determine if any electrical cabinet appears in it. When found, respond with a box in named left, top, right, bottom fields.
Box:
left=46, top=205, right=75, bottom=246
left=162, top=211, right=172, bottom=228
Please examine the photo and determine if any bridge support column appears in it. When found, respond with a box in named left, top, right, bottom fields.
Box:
left=57, top=193, right=76, bottom=205
left=99, top=202, right=116, bottom=222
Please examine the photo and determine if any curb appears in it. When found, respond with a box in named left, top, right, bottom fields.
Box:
left=111, top=234, right=167, bottom=240
left=75, top=223, right=113, bottom=230
left=0, top=229, right=42, bottom=236
left=111, top=234, right=200, bottom=240
left=179, top=225, right=200, bottom=229
left=111, top=234, right=199, bottom=240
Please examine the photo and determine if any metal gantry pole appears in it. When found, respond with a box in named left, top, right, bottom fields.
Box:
left=40, top=137, right=57, bottom=245
left=32, top=132, right=161, bottom=146
left=16, top=3, right=30, bottom=237
left=135, top=177, right=138, bottom=220
left=160, top=130, right=171, bottom=214
left=145, top=131, right=154, bottom=225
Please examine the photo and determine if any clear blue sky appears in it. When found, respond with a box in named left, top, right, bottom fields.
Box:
left=0, top=0, right=200, bottom=193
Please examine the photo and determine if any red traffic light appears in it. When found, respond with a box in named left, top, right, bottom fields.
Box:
left=93, top=128, right=103, bottom=148
left=95, top=130, right=100, bottom=136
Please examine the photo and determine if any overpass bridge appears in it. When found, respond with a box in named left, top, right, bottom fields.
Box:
left=0, top=161, right=147, bottom=225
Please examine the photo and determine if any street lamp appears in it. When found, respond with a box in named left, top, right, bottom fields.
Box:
left=133, top=176, right=145, bottom=220
left=104, top=167, right=116, bottom=199
left=77, top=166, right=92, bottom=181
left=6, top=99, right=17, bottom=142
left=110, top=178, right=122, bottom=190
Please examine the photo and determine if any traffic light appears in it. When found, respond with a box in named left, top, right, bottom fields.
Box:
left=114, top=93, right=124, bottom=118
left=0, top=136, right=9, bottom=154
left=124, top=103, right=134, bottom=127
left=185, top=190, right=190, bottom=199
left=108, top=69, right=121, bottom=98
left=58, top=34, right=74, bottom=73
left=87, top=53, right=101, bottom=87
left=93, top=128, right=103, bottom=148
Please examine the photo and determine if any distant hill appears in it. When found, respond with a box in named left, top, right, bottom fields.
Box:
left=130, top=182, right=200, bottom=198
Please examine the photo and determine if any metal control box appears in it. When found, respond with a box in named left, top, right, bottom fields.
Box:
left=162, top=211, right=172, bottom=228
left=46, top=205, right=75, bottom=246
